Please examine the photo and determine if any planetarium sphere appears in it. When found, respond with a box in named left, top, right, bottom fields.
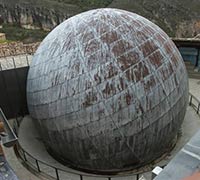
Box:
left=27, top=8, right=188, bottom=172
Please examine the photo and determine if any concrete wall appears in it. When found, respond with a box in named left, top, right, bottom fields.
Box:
left=0, top=42, right=35, bottom=118
left=0, top=67, right=29, bottom=119
left=0, top=54, right=32, bottom=70
left=179, top=47, right=200, bottom=67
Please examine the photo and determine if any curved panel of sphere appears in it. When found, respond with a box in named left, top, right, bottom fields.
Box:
left=27, top=8, right=189, bottom=172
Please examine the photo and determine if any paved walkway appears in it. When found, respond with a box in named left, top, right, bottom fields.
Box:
left=3, top=146, right=49, bottom=180
left=4, top=78, right=200, bottom=180
left=189, top=78, right=200, bottom=101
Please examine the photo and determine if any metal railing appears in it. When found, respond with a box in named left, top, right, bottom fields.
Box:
left=189, top=92, right=200, bottom=114
left=15, top=142, right=143, bottom=180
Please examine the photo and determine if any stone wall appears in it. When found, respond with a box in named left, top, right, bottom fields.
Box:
left=0, top=42, right=40, bottom=57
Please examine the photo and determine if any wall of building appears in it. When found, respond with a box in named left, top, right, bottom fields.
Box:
left=178, top=47, right=198, bottom=65
left=178, top=47, right=200, bottom=68
left=0, top=42, right=36, bottom=118
left=0, top=67, right=29, bottom=119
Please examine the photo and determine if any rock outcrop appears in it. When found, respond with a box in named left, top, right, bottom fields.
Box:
left=0, top=0, right=78, bottom=31
left=0, top=0, right=200, bottom=38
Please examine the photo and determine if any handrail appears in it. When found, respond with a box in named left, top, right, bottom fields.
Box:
left=189, top=92, right=200, bottom=114
left=15, top=142, right=145, bottom=180
left=0, top=108, right=18, bottom=147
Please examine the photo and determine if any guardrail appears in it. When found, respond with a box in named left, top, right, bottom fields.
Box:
left=13, top=117, right=145, bottom=180
left=15, top=142, right=143, bottom=180
left=189, top=92, right=200, bottom=114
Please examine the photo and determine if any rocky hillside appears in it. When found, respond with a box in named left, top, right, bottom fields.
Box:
left=0, top=0, right=200, bottom=38
left=0, top=0, right=112, bottom=31
left=109, top=0, right=200, bottom=38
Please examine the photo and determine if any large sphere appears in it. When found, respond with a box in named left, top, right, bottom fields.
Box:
left=27, top=8, right=188, bottom=172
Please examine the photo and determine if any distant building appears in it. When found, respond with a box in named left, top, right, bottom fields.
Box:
left=173, top=38, right=200, bottom=68
left=173, top=38, right=200, bottom=79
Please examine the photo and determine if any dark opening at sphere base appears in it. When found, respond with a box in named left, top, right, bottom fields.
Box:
left=27, top=8, right=189, bottom=172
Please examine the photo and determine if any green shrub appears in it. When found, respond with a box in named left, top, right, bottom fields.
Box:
left=0, top=24, right=49, bottom=43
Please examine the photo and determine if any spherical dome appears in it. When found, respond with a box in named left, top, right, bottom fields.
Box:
left=27, top=8, right=188, bottom=172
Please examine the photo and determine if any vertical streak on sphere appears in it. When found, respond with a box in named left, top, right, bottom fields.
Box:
left=27, top=8, right=189, bottom=172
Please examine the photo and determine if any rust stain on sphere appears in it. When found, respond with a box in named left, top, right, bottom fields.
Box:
left=27, top=8, right=189, bottom=172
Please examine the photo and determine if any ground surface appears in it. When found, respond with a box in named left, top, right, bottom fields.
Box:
left=3, top=145, right=49, bottom=180
left=0, top=156, right=18, bottom=180
left=189, top=78, right=200, bottom=101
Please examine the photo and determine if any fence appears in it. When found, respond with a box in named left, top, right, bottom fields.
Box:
left=189, top=92, right=200, bottom=114
left=15, top=142, right=144, bottom=180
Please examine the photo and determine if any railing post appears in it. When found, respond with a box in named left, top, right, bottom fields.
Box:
left=189, top=95, right=193, bottom=106
left=15, top=117, right=19, bottom=128
left=12, top=57, right=16, bottom=68
left=26, top=54, right=29, bottom=66
left=23, top=150, right=27, bottom=162
left=136, top=174, right=140, bottom=180
left=197, top=103, right=200, bottom=114
left=108, top=177, right=111, bottom=180
left=80, top=175, right=83, bottom=180
left=35, top=159, right=41, bottom=172
left=55, top=168, right=59, bottom=180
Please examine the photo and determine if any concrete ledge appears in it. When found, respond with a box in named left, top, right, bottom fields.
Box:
left=0, top=54, right=32, bottom=70
left=154, top=130, right=200, bottom=180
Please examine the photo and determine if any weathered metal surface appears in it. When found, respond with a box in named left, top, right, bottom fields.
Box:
left=27, top=8, right=189, bottom=172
